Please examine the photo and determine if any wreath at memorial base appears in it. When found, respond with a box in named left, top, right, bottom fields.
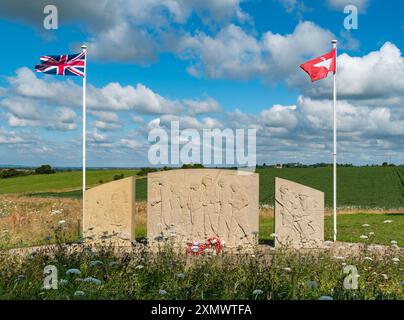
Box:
left=187, top=237, right=223, bottom=256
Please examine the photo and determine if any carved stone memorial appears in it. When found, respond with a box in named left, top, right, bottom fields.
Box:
left=83, top=177, right=135, bottom=245
left=274, top=178, right=324, bottom=248
left=147, top=169, right=259, bottom=249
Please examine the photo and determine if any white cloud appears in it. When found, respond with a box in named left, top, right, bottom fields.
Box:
left=183, top=97, right=222, bottom=115
left=87, top=82, right=183, bottom=114
left=300, top=42, right=404, bottom=100
left=179, top=21, right=335, bottom=81
left=2, top=97, right=78, bottom=131
left=260, top=105, right=298, bottom=129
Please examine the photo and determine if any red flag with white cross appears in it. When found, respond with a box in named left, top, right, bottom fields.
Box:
left=300, top=49, right=336, bottom=82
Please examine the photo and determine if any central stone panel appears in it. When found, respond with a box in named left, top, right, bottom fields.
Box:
left=147, top=169, right=259, bottom=249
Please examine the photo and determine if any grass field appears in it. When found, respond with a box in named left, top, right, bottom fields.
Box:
left=1, top=167, right=403, bottom=208
left=0, top=170, right=139, bottom=194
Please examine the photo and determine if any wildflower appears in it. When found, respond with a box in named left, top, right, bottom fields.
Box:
left=159, top=289, right=167, bottom=295
left=391, top=240, right=398, bottom=245
left=360, top=235, right=368, bottom=239
left=270, top=233, right=278, bottom=238
left=135, top=265, right=144, bottom=270
left=59, top=279, right=68, bottom=286
left=82, top=277, right=102, bottom=285
left=364, top=257, right=373, bottom=261
left=66, top=268, right=81, bottom=275
left=392, top=258, right=400, bottom=262
left=89, top=260, right=103, bottom=267
left=333, top=256, right=345, bottom=260
left=176, top=273, right=185, bottom=280
left=362, top=224, right=370, bottom=227
left=109, top=261, right=119, bottom=267
left=283, top=267, right=292, bottom=272
left=383, top=220, right=393, bottom=224
left=319, top=296, right=333, bottom=300
left=368, top=232, right=375, bottom=236
left=306, top=280, right=318, bottom=289
left=253, top=289, right=264, bottom=295
left=74, top=290, right=85, bottom=296
left=381, top=274, right=388, bottom=280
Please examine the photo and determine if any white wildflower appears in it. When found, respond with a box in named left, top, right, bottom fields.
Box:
left=89, top=260, right=103, bottom=267
left=159, top=289, right=167, bottom=295
left=253, top=289, right=264, bottom=295
left=66, top=268, right=81, bottom=275
left=82, top=277, right=102, bottom=285
left=74, top=290, right=85, bottom=296
left=360, top=235, right=368, bottom=239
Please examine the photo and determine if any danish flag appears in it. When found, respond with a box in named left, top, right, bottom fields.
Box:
left=300, top=49, right=336, bottom=82
left=35, top=52, right=86, bottom=77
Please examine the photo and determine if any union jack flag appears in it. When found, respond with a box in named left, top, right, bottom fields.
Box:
left=35, top=52, right=86, bottom=77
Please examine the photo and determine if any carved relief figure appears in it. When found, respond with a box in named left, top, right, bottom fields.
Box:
left=169, top=185, right=187, bottom=236
left=188, top=183, right=204, bottom=239
left=150, top=177, right=171, bottom=234
left=228, top=182, right=252, bottom=244
left=202, top=175, right=220, bottom=237
left=217, top=178, right=232, bottom=240
left=277, top=184, right=320, bottom=244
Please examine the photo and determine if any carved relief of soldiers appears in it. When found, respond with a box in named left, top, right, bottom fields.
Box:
left=150, top=177, right=171, bottom=234
left=201, top=175, right=220, bottom=237
left=278, top=185, right=317, bottom=242
left=217, top=178, right=232, bottom=240
left=188, top=183, right=204, bottom=239
left=228, top=182, right=251, bottom=245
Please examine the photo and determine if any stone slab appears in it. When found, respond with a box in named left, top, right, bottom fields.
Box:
left=83, top=177, right=135, bottom=245
left=147, top=169, right=259, bottom=249
left=274, top=177, right=324, bottom=248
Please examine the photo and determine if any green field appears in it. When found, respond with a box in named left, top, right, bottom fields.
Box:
left=0, top=170, right=139, bottom=194
left=1, top=167, right=404, bottom=208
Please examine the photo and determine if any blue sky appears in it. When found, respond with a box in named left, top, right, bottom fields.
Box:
left=0, top=0, right=403, bottom=167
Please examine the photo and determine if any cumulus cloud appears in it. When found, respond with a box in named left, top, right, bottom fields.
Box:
left=179, top=21, right=335, bottom=81
left=300, top=42, right=404, bottom=100
left=183, top=98, right=222, bottom=115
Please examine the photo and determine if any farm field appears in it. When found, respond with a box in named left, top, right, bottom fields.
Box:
left=1, top=166, right=403, bottom=209
left=0, top=169, right=139, bottom=194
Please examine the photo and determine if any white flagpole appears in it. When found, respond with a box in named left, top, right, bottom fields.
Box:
left=332, top=39, right=337, bottom=242
left=81, top=44, right=87, bottom=216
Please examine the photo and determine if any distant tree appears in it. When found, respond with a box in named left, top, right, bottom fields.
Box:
left=382, top=162, right=388, bottom=167
left=181, top=163, right=204, bottom=169
left=35, top=165, right=55, bottom=174
left=113, top=173, right=124, bottom=180
left=0, top=169, right=26, bottom=178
